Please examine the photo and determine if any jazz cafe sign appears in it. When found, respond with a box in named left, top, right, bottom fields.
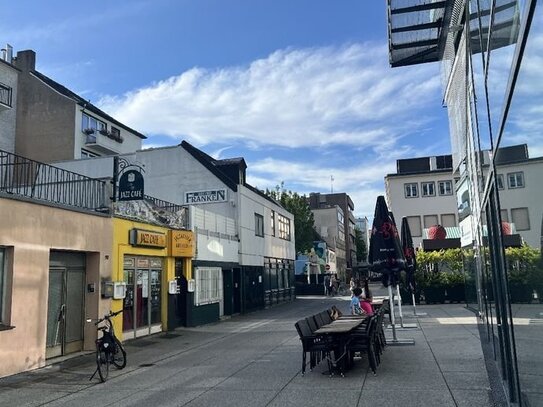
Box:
left=119, top=170, right=144, bottom=201
left=129, top=229, right=166, bottom=249
left=185, top=189, right=227, bottom=204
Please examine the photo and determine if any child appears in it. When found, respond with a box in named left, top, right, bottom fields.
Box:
left=350, top=287, right=364, bottom=315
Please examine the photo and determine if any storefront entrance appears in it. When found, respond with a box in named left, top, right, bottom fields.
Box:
left=46, top=252, right=86, bottom=359
left=122, top=256, right=163, bottom=338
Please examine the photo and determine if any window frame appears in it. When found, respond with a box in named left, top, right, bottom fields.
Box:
left=255, top=213, right=264, bottom=237
left=438, top=180, right=453, bottom=196
left=421, top=181, right=436, bottom=197
left=194, top=267, right=222, bottom=306
left=0, top=247, right=12, bottom=327
left=507, top=172, right=524, bottom=189
left=277, top=214, right=291, bottom=241
left=404, top=183, right=418, bottom=198
left=270, top=210, right=275, bottom=237
left=81, top=112, right=106, bottom=133
left=511, top=207, right=530, bottom=231
left=406, top=216, right=422, bottom=237
left=496, top=174, right=504, bottom=190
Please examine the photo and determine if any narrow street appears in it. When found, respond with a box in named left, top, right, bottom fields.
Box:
left=0, top=293, right=492, bottom=407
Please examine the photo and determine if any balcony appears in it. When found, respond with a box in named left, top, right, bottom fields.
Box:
left=0, top=83, right=12, bottom=110
left=0, top=148, right=109, bottom=213
left=83, top=128, right=121, bottom=155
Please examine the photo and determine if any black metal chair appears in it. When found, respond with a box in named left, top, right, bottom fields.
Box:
left=306, top=316, right=318, bottom=333
left=320, top=310, right=332, bottom=325
left=313, top=313, right=325, bottom=328
left=294, top=319, right=334, bottom=375
left=346, top=315, right=379, bottom=375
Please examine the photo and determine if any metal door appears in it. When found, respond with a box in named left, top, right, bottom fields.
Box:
left=46, top=266, right=85, bottom=358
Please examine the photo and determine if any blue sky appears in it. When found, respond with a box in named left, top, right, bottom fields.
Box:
left=2, top=0, right=453, bottom=218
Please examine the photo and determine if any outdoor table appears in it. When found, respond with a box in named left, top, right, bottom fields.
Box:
left=314, top=318, right=366, bottom=376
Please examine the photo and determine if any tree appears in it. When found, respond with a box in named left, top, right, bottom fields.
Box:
left=355, top=228, right=367, bottom=263
left=265, top=183, right=316, bottom=253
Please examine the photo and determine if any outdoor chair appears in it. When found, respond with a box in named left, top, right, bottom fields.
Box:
left=294, top=319, right=335, bottom=375
left=313, top=313, right=325, bottom=328
left=306, top=316, right=319, bottom=333
left=346, top=315, right=379, bottom=375
left=375, top=307, right=387, bottom=355
left=320, top=310, right=332, bottom=325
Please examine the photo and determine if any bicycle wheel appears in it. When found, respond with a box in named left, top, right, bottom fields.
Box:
left=111, top=337, right=127, bottom=369
left=96, top=347, right=110, bottom=382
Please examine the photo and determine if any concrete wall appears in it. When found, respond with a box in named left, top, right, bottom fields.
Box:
left=0, top=198, right=112, bottom=378
left=0, top=59, right=18, bottom=153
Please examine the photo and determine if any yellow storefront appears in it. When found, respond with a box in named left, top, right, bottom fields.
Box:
left=111, top=218, right=193, bottom=340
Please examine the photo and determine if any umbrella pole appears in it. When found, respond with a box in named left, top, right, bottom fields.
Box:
left=388, top=284, right=398, bottom=341
left=412, top=292, right=418, bottom=316
left=395, top=284, right=404, bottom=328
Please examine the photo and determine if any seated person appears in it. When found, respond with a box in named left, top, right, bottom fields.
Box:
left=360, top=279, right=374, bottom=316
left=350, top=287, right=364, bottom=315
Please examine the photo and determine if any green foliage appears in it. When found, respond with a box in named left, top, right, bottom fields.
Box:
left=505, top=245, right=541, bottom=285
left=354, top=228, right=367, bottom=262
left=415, top=249, right=465, bottom=288
left=265, top=182, right=316, bottom=254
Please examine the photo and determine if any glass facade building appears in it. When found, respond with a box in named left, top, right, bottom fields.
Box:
left=388, top=1, right=542, bottom=405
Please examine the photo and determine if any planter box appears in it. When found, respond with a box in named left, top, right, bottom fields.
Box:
left=509, top=283, right=533, bottom=303
left=423, top=286, right=446, bottom=304
left=446, top=284, right=466, bottom=303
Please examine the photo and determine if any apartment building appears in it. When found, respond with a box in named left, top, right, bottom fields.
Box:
left=308, top=192, right=356, bottom=277
left=11, top=49, right=145, bottom=162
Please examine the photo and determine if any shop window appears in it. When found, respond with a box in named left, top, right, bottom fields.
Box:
left=422, top=182, right=435, bottom=197
left=438, top=180, right=453, bottom=195
left=441, top=213, right=456, bottom=227
left=507, top=172, right=524, bottom=188
left=406, top=216, right=422, bottom=237
left=511, top=208, right=530, bottom=231
left=194, top=267, right=222, bottom=305
left=255, top=213, right=264, bottom=237
left=404, top=183, right=418, bottom=198
left=424, top=214, right=439, bottom=228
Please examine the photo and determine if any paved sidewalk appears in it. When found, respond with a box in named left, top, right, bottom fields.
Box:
left=0, top=295, right=495, bottom=407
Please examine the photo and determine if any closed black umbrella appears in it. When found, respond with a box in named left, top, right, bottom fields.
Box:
left=368, top=196, right=405, bottom=287
left=401, top=217, right=417, bottom=293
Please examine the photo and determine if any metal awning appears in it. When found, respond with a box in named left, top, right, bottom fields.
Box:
left=387, top=0, right=521, bottom=68
left=387, top=0, right=448, bottom=67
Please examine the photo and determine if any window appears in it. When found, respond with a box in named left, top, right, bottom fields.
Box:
left=496, top=174, right=504, bottom=190
left=507, top=172, right=524, bottom=188
left=438, top=180, right=453, bottom=195
left=441, top=214, right=456, bottom=227
left=337, top=209, right=344, bottom=224
left=406, top=216, right=422, bottom=237
left=81, top=113, right=106, bottom=133
left=278, top=214, right=291, bottom=240
left=194, top=267, right=222, bottom=305
left=500, top=209, right=509, bottom=222
left=270, top=211, right=275, bottom=237
left=511, top=207, right=530, bottom=231
left=255, top=213, right=264, bottom=237
left=404, top=183, right=418, bottom=198
left=0, top=247, right=10, bottom=326
left=0, top=83, right=13, bottom=107
left=421, top=182, right=435, bottom=197
left=424, top=215, right=439, bottom=228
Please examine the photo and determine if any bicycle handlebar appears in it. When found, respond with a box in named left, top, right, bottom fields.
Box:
left=94, top=309, right=123, bottom=326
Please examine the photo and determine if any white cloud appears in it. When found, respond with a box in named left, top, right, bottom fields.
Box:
left=98, top=43, right=442, bottom=151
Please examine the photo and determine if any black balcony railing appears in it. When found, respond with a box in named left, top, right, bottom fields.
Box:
left=0, top=149, right=109, bottom=213
left=144, top=195, right=185, bottom=213
left=0, top=83, right=12, bottom=107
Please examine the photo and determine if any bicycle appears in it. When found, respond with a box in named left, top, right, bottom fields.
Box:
left=89, top=310, right=127, bottom=382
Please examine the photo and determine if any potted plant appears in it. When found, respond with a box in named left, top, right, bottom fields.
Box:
left=506, top=245, right=537, bottom=303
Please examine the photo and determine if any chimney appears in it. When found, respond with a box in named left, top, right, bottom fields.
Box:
left=14, top=49, right=36, bottom=72
left=1, top=44, right=13, bottom=62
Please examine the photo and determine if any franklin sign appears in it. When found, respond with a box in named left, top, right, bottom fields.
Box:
left=185, top=189, right=227, bottom=204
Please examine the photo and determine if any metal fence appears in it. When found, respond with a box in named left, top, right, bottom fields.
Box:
left=0, top=149, right=109, bottom=212
left=143, top=194, right=185, bottom=214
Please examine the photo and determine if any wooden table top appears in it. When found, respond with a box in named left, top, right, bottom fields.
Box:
left=314, top=319, right=365, bottom=334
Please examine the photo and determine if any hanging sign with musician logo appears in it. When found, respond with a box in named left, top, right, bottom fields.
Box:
left=118, top=169, right=144, bottom=201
